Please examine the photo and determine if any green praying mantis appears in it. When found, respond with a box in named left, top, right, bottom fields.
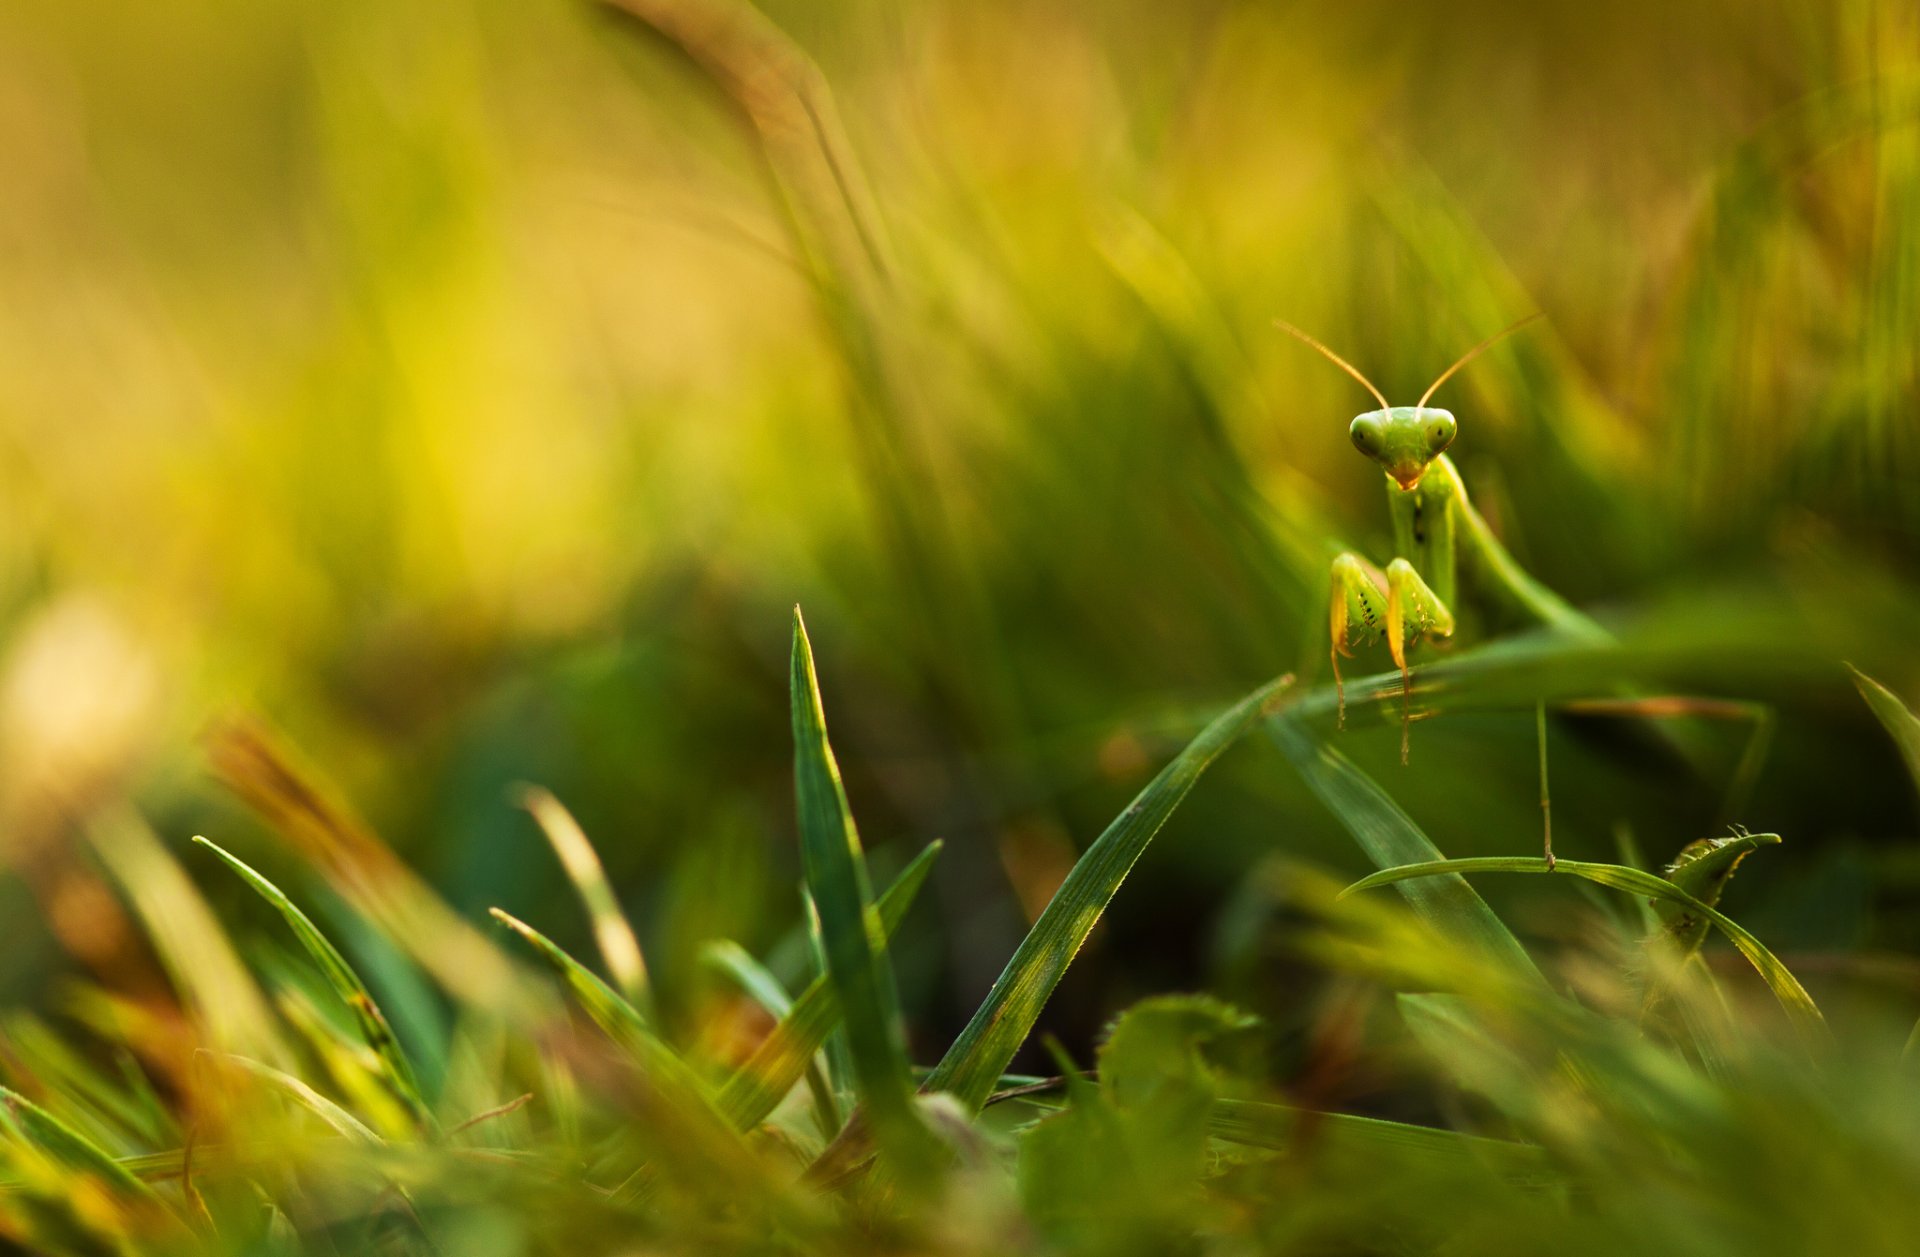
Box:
left=1277, top=316, right=1770, bottom=867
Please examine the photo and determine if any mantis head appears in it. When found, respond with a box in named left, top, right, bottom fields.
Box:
left=1348, top=407, right=1456, bottom=490
left=1276, top=314, right=1542, bottom=492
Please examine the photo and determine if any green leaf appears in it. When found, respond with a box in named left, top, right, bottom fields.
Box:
left=488, top=909, right=652, bottom=1053
left=1342, top=857, right=1825, bottom=1039
left=192, top=836, right=431, bottom=1128
left=788, top=609, right=926, bottom=1154
left=518, top=786, right=651, bottom=1011
left=1850, top=665, right=1920, bottom=799
left=703, top=939, right=842, bottom=1138
left=214, top=1054, right=382, bottom=1144
left=490, top=909, right=776, bottom=1185
left=1207, top=1098, right=1553, bottom=1182
left=702, top=941, right=795, bottom=1018
left=924, top=672, right=1293, bottom=1113
left=1266, top=713, right=1544, bottom=985
left=1019, top=995, right=1261, bottom=1249
left=0, top=1086, right=164, bottom=1204
left=714, top=841, right=940, bottom=1131
left=1654, top=830, right=1780, bottom=959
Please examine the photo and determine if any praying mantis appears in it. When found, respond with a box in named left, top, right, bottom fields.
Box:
left=1276, top=316, right=1768, bottom=866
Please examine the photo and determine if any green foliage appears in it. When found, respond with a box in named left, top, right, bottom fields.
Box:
left=5, top=0, right=1920, bottom=1252
left=1018, top=996, right=1260, bottom=1252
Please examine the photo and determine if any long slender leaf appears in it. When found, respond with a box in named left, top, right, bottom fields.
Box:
left=1654, top=830, right=1780, bottom=959
left=213, top=1054, right=382, bottom=1144
left=489, top=909, right=776, bottom=1185
left=518, top=786, right=651, bottom=1009
left=192, top=836, right=431, bottom=1128
left=1267, top=713, right=1544, bottom=985
left=923, top=672, right=1293, bottom=1113
left=789, top=609, right=926, bottom=1156
left=0, top=1086, right=164, bottom=1203
left=715, top=841, right=940, bottom=1130
left=704, top=940, right=841, bottom=1139
left=1851, top=665, right=1920, bottom=799
left=488, top=910, right=652, bottom=1053
left=1208, top=1099, right=1553, bottom=1181
left=1341, top=857, right=1825, bottom=1038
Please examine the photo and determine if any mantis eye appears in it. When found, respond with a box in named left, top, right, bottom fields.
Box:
left=1425, top=415, right=1457, bottom=452
left=1349, top=419, right=1380, bottom=455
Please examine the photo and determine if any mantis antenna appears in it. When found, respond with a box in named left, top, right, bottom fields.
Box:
left=1416, top=313, right=1544, bottom=410
left=1275, top=320, right=1391, bottom=413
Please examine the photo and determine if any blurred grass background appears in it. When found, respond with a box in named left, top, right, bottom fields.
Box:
left=1, top=0, right=1918, bottom=1069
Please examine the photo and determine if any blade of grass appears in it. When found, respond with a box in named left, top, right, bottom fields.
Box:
left=1850, top=665, right=1920, bottom=799
left=86, top=810, right=286, bottom=1065
left=488, top=909, right=783, bottom=1192
left=1266, top=713, right=1544, bottom=985
left=211, top=1054, right=382, bottom=1144
left=802, top=890, right=855, bottom=1115
left=923, top=672, right=1293, bottom=1113
left=192, top=837, right=431, bottom=1129
left=1340, top=857, right=1825, bottom=1038
left=703, top=940, right=842, bottom=1139
left=205, top=717, right=546, bottom=1022
left=715, top=841, right=940, bottom=1130
left=0, top=1086, right=165, bottom=1204
left=517, top=786, right=651, bottom=1012
left=788, top=609, right=929, bottom=1160
left=1207, top=1099, right=1553, bottom=1182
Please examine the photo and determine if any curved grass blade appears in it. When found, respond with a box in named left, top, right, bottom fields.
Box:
left=1851, top=665, right=1920, bottom=799
left=704, top=940, right=841, bottom=1139
left=87, top=811, right=285, bottom=1064
left=715, top=840, right=940, bottom=1131
left=1266, top=713, right=1544, bottom=985
left=518, top=786, right=651, bottom=1011
left=0, top=1087, right=165, bottom=1204
left=1340, top=857, right=1824, bottom=1038
left=789, top=609, right=927, bottom=1159
left=703, top=941, right=795, bottom=1018
left=192, top=837, right=431, bottom=1128
left=488, top=909, right=774, bottom=1183
left=923, top=672, right=1294, bottom=1113
left=1655, top=829, right=1780, bottom=959
left=1208, top=1098, right=1553, bottom=1182
left=488, top=909, right=651, bottom=1051
left=213, top=1054, right=382, bottom=1144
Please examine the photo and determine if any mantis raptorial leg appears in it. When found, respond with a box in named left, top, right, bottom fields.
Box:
left=1281, top=318, right=1764, bottom=864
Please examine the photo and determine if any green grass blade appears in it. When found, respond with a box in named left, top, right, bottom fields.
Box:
left=518, top=786, right=651, bottom=1010
left=788, top=609, right=926, bottom=1152
left=489, top=908, right=777, bottom=1183
left=1207, top=1099, right=1553, bottom=1181
left=924, top=673, right=1293, bottom=1113
left=715, top=841, right=940, bottom=1131
left=703, top=941, right=794, bottom=1017
left=1850, top=665, right=1920, bottom=798
left=1654, top=830, right=1781, bottom=959
left=1340, top=857, right=1825, bottom=1038
left=0, top=1086, right=164, bottom=1203
left=192, top=836, right=431, bottom=1128
left=488, top=908, right=652, bottom=1048
left=1266, top=713, right=1545, bottom=985
left=214, top=1054, right=383, bottom=1143
left=703, top=940, right=841, bottom=1139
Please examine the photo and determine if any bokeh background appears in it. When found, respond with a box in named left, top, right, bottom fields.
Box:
left=2, top=0, right=1918, bottom=1075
